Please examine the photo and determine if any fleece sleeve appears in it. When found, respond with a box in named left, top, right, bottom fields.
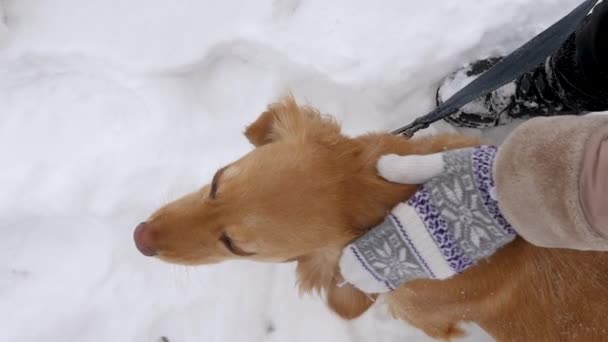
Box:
left=494, top=115, right=608, bottom=250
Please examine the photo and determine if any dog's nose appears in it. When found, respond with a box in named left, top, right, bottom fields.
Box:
left=134, top=222, right=158, bottom=257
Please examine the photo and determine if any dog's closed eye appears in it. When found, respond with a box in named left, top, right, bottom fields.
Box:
left=220, top=232, right=255, bottom=257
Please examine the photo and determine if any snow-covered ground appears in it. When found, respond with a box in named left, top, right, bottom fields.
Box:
left=0, top=1, right=584, bottom=341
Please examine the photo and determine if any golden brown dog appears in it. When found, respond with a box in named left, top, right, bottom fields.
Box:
left=135, top=96, right=608, bottom=341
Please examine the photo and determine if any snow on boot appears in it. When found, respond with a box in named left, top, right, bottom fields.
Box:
left=437, top=56, right=581, bottom=129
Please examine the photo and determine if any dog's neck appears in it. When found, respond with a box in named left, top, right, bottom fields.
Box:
left=294, top=132, right=481, bottom=319
left=341, top=132, right=480, bottom=234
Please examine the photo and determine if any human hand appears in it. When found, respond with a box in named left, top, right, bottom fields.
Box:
left=339, top=146, right=516, bottom=293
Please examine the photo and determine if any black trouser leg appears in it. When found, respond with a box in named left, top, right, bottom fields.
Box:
left=578, top=0, right=608, bottom=75
left=552, top=0, right=608, bottom=111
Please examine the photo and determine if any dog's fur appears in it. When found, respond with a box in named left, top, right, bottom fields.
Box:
left=143, top=97, right=608, bottom=341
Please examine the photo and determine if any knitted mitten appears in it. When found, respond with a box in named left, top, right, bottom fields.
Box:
left=339, top=146, right=517, bottom=293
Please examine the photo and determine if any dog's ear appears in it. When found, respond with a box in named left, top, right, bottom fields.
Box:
left=244, top=96, right=342, bottom=147
left=296, top=251, right=375, bottom=320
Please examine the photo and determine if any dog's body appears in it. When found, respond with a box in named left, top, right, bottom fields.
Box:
left=391, top=240, right=608, bottom=341
left=137, top=97, right=608, bottom=341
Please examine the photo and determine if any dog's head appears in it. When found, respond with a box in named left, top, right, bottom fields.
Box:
left=134, top=96, right=473, bottom=319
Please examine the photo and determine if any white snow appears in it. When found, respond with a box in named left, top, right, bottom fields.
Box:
left=0, top=0, right=583, bottom=341
left=0, top=3, right=6, bottom=41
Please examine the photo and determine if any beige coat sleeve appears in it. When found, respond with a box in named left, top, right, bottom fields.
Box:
left=494, top=115, right=608, bottom=250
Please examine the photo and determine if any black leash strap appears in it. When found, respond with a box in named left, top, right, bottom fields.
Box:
left=393, top=0, right=597, bottom=137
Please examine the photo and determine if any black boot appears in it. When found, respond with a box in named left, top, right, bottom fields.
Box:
left=439, top=0, right=608, bottom=129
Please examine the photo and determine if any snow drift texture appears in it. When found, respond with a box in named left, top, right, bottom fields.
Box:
left=0, top=0, right=585, bottom=341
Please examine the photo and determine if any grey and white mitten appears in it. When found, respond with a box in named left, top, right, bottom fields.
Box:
left=339, top=146, right=517, bottom=293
